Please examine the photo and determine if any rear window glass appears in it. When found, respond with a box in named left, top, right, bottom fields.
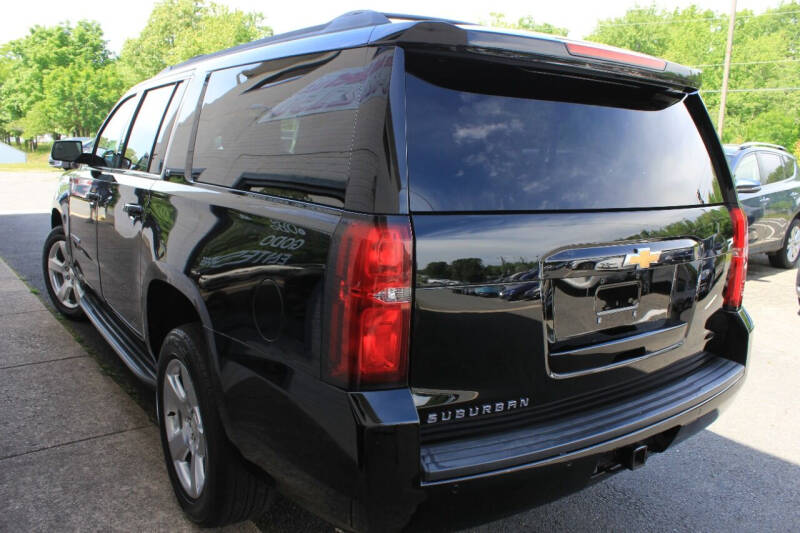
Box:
left=405, top=55, right=722, bottom=211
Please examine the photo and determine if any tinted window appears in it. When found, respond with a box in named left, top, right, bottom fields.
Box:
left=95, top=97, right=138, bottom=169
left=192, top=49, right=372, bottom=207
left=405, top=59, right=722, bottom=211
left=757, top=152, right=785, bottom=184
left=124, top=84, right=176, bottom=172
left=781, top=155, right=797, bottom=180
left=734, top=154, right=760, bottom=183
left=149, top=82, right=185, bottom=175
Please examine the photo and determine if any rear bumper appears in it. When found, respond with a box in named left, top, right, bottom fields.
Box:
left=419, top=355, right=743, bottom=484
left=227, top=309, right=752, bottom=532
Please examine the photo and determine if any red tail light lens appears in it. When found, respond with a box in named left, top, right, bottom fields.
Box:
left=325, top=218, right=412, bottom=389
left=566, top=42, right=667, bottom=70
left=723, top=207, right=748, bottom=309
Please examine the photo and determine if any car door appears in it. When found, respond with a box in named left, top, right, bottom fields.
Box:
left=94, top=83, right=183, bottom=336
left=732, top=152, right=768, bottom=251
left=756, top=151, right=791, bottom=251
left=68, top=97, right=139, bottom=294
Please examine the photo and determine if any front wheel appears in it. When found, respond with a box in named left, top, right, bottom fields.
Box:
left=42, top=226, right=84, bottom=319
left=768, top=219, right=800, bottom=269
left=157, top=323, right=273, bottom=526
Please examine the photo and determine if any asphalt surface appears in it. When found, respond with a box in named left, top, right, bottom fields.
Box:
left=1, top=170, right=799, bottom=532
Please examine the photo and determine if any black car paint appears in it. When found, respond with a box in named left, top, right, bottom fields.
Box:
left=48, top=18, right=752, bottom=532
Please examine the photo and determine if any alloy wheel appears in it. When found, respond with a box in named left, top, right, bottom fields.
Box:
left=47, top=239, right=78, bottom=310
left=163, top=358, right=208, bottom=499
left=787, top=225, right=800, bottom=264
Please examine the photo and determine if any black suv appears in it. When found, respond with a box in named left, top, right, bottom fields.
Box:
left=725, top=143, right=800, bottom=268
left=45, top=11, right=752, bottom=531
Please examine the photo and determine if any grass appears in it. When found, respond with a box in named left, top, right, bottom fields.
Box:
left=0, top=142, right=60, bottom=172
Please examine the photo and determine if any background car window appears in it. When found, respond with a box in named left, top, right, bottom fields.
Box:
left=149, top=82, right=185, bottom=175
left=733, top=154, right=760, bottom=184
left=124, top=84, right=176, bottom=173
left=191, top=49, right=373, bottom=208
left=781, top=155, right=797, bottom=180
left=757, top=152, right=785, bottom=184
left=95, top=97, right=138, bottom=169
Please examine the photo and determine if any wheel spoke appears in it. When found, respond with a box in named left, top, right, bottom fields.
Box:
left=181, top=365, right=199, bottom=409
left=168, top=430, right=190, bottom=462
left=48, top=257, right=66, bottom=275
left=192, top=452, right=206, bottom=496
left=58, top=240, right=68, bottom=261
left=57, top=281, right=70, bottom=302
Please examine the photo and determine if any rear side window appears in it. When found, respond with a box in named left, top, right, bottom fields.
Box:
left=782, top=155, right=797, bottom=180
left=734, top=154, right=760, bottom=183
left=124, top=84, right=177, bottom=173
left=405, top=55, right=722, bottom=211
left=192, top=49, right=371, bottom=208
left=757, top=152, right=786, bottom=184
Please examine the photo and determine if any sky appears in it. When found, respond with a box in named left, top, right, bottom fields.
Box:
left=0, top=0, right=778, bottom=53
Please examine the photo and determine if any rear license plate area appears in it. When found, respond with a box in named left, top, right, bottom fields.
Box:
left=551, top=266, right=675, bottom=342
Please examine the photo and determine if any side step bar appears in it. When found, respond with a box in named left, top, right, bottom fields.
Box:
left=79, top=287, right=156, bottom=386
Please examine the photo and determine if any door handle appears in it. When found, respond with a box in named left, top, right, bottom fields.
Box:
left=123, top=203, right=144, bottom=216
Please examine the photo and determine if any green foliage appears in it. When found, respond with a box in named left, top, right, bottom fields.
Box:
left=119, top=0, right=272, bottom=85
left=0, top=0, right=270, bottom=143
left=486, top=12, right=568, bottom=36
left=587, top=3, right=800, bottom=156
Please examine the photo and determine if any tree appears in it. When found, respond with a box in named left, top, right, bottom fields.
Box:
left=586, top=3, right=800, bottom=156
left=119, top=0, right=272, bottom=85
left=486, top=12, right=568, bottom=36
left=0, top=20, right=116, bottom=143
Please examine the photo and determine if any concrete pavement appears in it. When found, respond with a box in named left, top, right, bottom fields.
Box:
left=0, top=257, right=258, bottom=532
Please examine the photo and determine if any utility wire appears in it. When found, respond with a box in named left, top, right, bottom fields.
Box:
left=596, top=9, right=800, bottom=27
left=702, top=87, right=800, bottom=93
left=691, top=59, right=800, bottom=67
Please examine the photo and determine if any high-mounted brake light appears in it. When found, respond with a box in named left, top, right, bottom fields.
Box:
left=723, top=207, right=748, bottom=309
left=566, top=42, right=667, bottom=71
left=325, top=218, right=412, bottom=389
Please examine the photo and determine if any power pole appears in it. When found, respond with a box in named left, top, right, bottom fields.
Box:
left=717, top=0, right=737, bottom=139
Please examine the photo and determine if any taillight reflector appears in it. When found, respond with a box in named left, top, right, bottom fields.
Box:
left=723, top=207, right=748, bottom=309
left=326, top=218, right=412, bottom=388
left=566, top=42, right=667, bottom=71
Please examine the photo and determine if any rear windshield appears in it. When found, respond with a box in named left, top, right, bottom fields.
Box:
left=405, top=55, right=722, bottom=212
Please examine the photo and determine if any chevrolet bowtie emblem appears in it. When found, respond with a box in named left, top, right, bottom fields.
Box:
left=623, top=248, right=661, bottom=269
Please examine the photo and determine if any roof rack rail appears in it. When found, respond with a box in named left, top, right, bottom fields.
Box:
left=738, top=142, right=788, bottom=152
left=160, top=11, right=465, bottom=75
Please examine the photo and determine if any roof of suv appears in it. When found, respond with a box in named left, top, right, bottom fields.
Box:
left=152, top=10, right=701, bottom=91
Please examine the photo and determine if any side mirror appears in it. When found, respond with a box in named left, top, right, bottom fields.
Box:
left=735, top=179, right=762, bottom=194
left=51, top=140, right=83, bottom=162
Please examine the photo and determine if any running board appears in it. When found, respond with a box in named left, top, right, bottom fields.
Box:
left=79, top=287, right=156, bottom=386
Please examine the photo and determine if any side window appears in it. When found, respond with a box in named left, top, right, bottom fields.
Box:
left=191, top=49, right=369, bottom=208
left=781, top=155, right=797, bottom=180
left=124, top=84, right=176, bottom=173
left=757, top=152, right=785, bottom=184
left=733, top=154, right=760, bottom=184
left=95, top=97, right=138, bottom=169
left=149, top=82, right=185, bottom=175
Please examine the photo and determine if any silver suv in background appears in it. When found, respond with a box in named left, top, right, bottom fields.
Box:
left=725, top=142, right=800, bottom=269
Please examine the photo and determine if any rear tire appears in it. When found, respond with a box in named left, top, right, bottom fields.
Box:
left=767, top=218, right=800, bottom=269
left=156, top=323, right=273, bottom=526
left=42, top=226, right=85, bottom=320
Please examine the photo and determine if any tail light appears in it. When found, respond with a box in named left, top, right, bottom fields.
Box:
left=324, top=216, right=412, bottom=389
left=723, top=207, right=748, bottom=309
left=566, top=42, right=667, bottom=70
